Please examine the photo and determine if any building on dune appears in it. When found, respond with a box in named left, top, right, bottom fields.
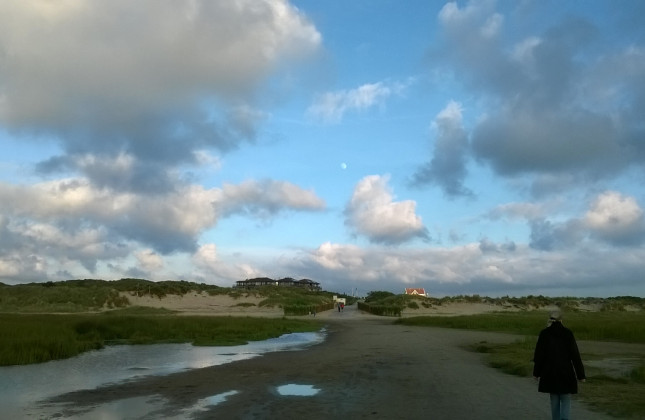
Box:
left=404, top=288, right=427, bottom=297
left=234, top=277, right=321, bottom=291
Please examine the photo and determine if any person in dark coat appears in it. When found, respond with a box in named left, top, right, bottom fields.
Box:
left=533, top=311, right=586, bottom=420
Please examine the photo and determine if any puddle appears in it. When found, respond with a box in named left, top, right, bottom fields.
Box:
left=183, top=390, right=239, bottom=413
left=1, top=330, right=326, bottom=419
left=277, top=384, right=320, bottom=396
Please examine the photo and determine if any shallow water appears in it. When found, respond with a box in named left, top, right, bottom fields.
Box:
left=277, top=383, right=320, bottom=396
left=0, top=331, right=325, bottom=419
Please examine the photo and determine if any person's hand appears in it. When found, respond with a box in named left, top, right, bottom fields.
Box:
left=533, top=376, right=539, bottom=382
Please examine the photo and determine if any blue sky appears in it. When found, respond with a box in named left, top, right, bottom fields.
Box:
left=1, top=0, right=644, bottom=297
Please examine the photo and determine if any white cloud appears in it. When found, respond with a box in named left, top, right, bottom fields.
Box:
left=216, top=179, right=326, bottom=218
left=310, top=242, right=365, bottom=270
left=0, top=0, right=322, bottom=192
left=307, top=80, right=408, bottom=123
left=345, top=175, right=428, bottom=244
left=192, top=243, right=263, bottom=282
left=584, top=191, right=645, bottom=244
left=289, top=238, right=645, bottom=297
left=0, top=176, right=326, bottom=280
left=135, top=249, right=164, bottom=272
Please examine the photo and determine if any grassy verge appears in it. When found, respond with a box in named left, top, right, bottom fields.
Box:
left=0, top=309, right=321, bottom=366
left=397, top=311, right=645, bottom=418
left=396, top=311, right=645, bottom=342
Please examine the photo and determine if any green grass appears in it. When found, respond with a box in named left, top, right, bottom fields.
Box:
left=396, top=311, right=645, bottom=343
left=0, top=311, right=321, bottom=366
left=469, top=338, right=645, bottom=419
left=398, top=311, right=645, bottom=418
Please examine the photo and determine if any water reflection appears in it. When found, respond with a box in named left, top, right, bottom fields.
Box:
left=277, top=383, right=320, bottom=396
left=183, top=390, right=239, bottom=413
left=59, top=390, right=241, bottom=419
left=0, top=331, right=324, bottom=419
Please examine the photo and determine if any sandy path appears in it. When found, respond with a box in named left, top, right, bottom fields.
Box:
left=47, top=304, right=610, bottom=419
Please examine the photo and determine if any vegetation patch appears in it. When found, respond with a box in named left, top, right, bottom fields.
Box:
left=0, top=312, right=320, bottom=366
left=357, top=291, right=412, bottom=316
left=0, top=279, right=355, bottom=316
left=396, top=311, right=645, bottom=343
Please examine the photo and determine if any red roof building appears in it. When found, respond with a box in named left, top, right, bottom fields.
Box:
left=404, top=288, right=427, bottom=296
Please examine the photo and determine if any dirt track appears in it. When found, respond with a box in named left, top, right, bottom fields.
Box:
left=47, top=304, right=611, bottom=419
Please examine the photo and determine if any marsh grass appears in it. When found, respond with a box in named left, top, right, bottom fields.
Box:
left=399, top=311, right=645, bottom=418
left=0, top=311, right=320, bottom=366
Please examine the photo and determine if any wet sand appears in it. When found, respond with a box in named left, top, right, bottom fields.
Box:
left=46, top=304, right=612, bottom=419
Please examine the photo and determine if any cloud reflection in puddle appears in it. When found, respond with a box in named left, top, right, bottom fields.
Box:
left=277, top=384, right=320, bottom=396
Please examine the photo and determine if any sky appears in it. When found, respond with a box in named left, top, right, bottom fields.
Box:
left=1, top=0, right=644, bottom=297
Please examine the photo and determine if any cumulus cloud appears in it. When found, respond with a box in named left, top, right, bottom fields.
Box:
left=432, top=0, right=645, bottom=193
left=135, top=249, right=164, bottom=273
left=0, top=177, right=325, bottom=281
left=412, top=101, right=473, bottom=197
left=283, top=238, right=645, bottom=297
left=0, top=0, right=321, bottom=192
left=192, top=243, right=263, bottom=282
left=215, top=179, right=326, bottom=219
left=307, top=80, right=409, bottom=123
left=345, top=175, right=428, bottom=244
left=526, top=191, right=645, bottom=250
left=584, top=191, right=645, bottom=245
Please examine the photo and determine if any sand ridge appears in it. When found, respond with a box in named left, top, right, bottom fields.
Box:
left=121, top=291, right=582, bottom=318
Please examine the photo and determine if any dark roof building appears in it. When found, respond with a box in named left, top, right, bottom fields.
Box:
left=234, top=277, right=321, bottom=291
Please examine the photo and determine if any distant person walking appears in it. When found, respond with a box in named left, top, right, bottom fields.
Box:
left=533, top=311, right=586, bottom=420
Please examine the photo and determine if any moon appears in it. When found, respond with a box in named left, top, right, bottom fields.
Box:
left=340, top=162, right=347, bottom=170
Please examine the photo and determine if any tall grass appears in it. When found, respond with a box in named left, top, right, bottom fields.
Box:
left=0, top=311, right=320, bottom=366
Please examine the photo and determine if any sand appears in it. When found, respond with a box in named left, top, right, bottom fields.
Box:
left=121, top=291, right=563, bottom=318
left=46, top=299, right=623, bottom=419
left=121, top=291, right=285, bottom=317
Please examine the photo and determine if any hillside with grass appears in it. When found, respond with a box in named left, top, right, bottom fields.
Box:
left=358, top=290, right=645, bottom=317
left=0, top=278, right=355, bottom=314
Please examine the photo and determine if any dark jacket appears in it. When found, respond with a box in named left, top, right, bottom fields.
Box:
left=533, top=321, right=585, bottom=394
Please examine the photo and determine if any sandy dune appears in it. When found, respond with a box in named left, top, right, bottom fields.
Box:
left=122, top=291, right=571, bottom=318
